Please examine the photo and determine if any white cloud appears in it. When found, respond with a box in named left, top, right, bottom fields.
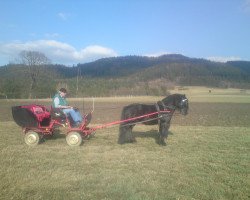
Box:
left=58, top=12, right=71, bottom=21
left=144, top=51, right=172, bottom=57
left=207, top=56, right=242, bottom=63
left=242, top=0, right=250, bottom=13
left=44, top=33, right=60, bottom=38
left=0, top=40, right=118, bottom=65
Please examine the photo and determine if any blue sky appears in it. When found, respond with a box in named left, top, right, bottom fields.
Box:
left=0, top=0, right=250, bottom=66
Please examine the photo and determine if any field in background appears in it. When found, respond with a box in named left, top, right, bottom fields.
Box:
left=170, top=86, right=250, bottom=103
left=1, top=86, right=250, bottom=199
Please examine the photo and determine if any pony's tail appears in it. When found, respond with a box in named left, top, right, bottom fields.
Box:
left=118, top=105, right=136, bottom=144
left=120, top=106, right=126, bottom=120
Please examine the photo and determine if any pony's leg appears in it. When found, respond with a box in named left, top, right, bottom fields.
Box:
left=118, top=125, right=135, bottom=144
left=128, top=125, right=136, bottom=143
left=158, top=121, right=169, bottom=146
left=118, top=125, right=127, bottom=144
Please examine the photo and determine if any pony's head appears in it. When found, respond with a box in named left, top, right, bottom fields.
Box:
left=178, top=94, right=189, bottom=115
left=162, top=94, right=189, bottom=115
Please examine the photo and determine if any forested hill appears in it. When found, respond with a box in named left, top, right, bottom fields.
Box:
left=227, top=61, right=250, bottom=74
left=0, top=54, right=250, bottom=98
left=76, top=54, right=192, bottom=77
left=76, top=54, right=250, bottom=82
left=76, top=54, right=250, bottom=88
left=1, top=54, right=250, bottom=80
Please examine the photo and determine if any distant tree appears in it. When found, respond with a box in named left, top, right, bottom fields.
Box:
left=19, top=50, right=51, bottom=98
left=2, top=79, right=22, bottom=98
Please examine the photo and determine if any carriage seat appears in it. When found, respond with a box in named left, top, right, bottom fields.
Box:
left=50, top=107, right=91, bottom=126
left=50, top=107, right=67, bottom=124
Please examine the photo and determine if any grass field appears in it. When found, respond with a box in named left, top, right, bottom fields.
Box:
left=1, top=87, right=250, bottom=200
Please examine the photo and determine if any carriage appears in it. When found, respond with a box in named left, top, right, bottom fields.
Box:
left=12, top=104, right=93, bottom=146
left=12, top=94, right=188, bottom=147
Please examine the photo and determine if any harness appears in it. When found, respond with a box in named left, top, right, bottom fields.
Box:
left=121, top=101, right=173, bottom=127
left=157, top=98, right=188, bottom=114
left=155, top=101, right=174, bottom=125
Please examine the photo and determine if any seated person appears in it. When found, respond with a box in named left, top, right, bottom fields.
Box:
left=52, top=88, right=83, bottom=127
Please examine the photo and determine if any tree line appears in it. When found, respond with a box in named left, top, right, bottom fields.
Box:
left=0, top=51, right=250, bottom=99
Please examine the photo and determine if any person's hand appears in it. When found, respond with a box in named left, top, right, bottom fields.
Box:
left=61, top=105, right=73, bottom=109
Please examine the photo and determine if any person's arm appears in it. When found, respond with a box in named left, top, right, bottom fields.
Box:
left=54, top=97, right=73, bottom=109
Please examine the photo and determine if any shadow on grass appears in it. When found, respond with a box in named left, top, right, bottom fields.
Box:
left=42, top=129, right=65, bottom=141
left=133, top=129, right=174, bottom=144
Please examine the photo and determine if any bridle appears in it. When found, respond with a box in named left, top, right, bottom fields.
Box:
left=156, top=97, right=188, bottom=114
left=179, top=98, right=188, bottom=109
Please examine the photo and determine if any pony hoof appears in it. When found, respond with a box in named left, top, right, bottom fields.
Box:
left=117, top=140, right=125, bottom=144
left=159, top=141, right=166, bottom=146
left=158, top=139, right=166, bottom=146
left=161, top=142, right=167, bottom=146
left=131, top=139, right=137, bottom=143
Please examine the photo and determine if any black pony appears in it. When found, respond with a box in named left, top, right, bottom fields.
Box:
left=118, top=94, right=189, bottom=145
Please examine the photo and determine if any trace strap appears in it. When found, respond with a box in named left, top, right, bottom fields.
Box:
left=91, top=110, right=171, bottom=131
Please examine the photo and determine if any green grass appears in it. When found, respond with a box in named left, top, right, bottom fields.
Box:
left=1, top=123, right=249, bottom=200
left=1, top=88, right=250, bottom=199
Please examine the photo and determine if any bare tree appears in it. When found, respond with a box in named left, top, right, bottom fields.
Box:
left=19, top=50, right=51, bottom=98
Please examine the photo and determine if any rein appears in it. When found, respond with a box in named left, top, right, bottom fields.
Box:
left=119, top=100, right=175, bottom=127
left=121, top=102, right=174, bottom=127
left=91, top=110, right=171, bottom=130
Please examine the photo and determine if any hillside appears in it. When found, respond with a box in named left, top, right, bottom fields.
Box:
left=76, top=54, right=191, bottom=77
left=0, top=54, right=250, bottom=98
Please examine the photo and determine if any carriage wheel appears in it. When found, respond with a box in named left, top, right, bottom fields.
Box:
left=66, top=132, right=82, bottom=147
left=24, top=131, right=40, bottom=146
